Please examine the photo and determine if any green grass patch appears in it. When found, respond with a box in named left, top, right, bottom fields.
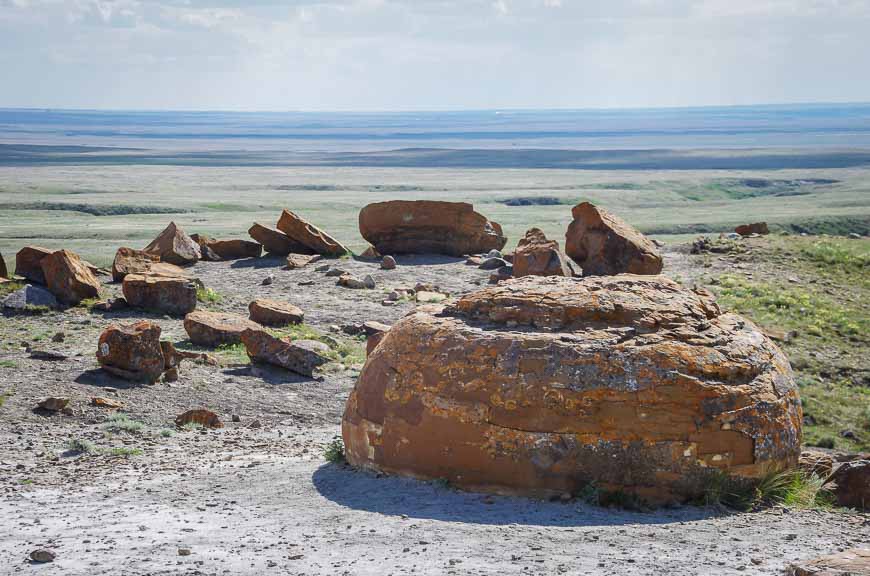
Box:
left=159, top=428, right=175, bottom=438
left=65, top=438, right=95, bottom=455
left=0, top=391, right=10, bottom=407
left=324, top=436, right=346, bottom=464
left=196, top=286, right=223, bottom=304
left=0, top=360, right=15, bottom=369
left=694, top=468, right=833, bottom=511
left=0, top=281, right=25, bottom=298
left=270, top=324, right=366, bottom=368
left=215, top=342, right=248, bottom=364
left=102, top=413, right=146, bottom=434
left=799, top=376, right=870, bottom=452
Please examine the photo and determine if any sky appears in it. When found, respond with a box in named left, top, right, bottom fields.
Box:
left=1, top=0, right=869, bottom=111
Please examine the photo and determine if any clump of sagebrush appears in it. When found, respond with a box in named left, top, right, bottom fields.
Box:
left=105, top=447, right=143, bottom=457
left=102, top=413, right=145, bottom=434
left=324, top=436, right=345, bottom=464
left=65, top=438, right=95, bottom=455
left=695, top=468, right=833, bottom=511
left=159, top=428, right=175, bottom=438
left=196, top=286, right=222, bottom=304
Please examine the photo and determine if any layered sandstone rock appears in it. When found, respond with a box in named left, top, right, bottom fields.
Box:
left=358, top=200, right=507, bottom=257
left=513, top=228, right=572, bottom=278
left=565, top=202, right=663, bottom=276
left=276, top=210, right=349, bottom=257
left=184, top=310, right=262, bottom=347
left=191, top=234, right=262, bottom=260
left=240, top=329, right=330, bottom=377
left=15, top=246, right=52, bottom=284
left=143, top=222, right=201, bottom=265
left=96, top=321, right=169, bottom=383
left=248, top=223, right=313, bottom=256
left=342, top=275, right=801, bottom=503
left=248, top=299, right=304, bottom=326
left=122, top=274, right=197, bottom=316
left=40, top=249, right=101, bottom=304
left=111, top=247, right=191, bottom=282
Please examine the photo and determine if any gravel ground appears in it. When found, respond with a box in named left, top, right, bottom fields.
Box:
left=1, top=249, right=867, bottom=575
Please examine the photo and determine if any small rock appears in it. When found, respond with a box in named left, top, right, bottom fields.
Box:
left=51, top=332, right=65, bottom=343
left=29, top=549, right=55, bottom=563
left=478, top=257, right=508, bottom=270
left=231, top=414, right=241, bottom=423
left=261, top=275, right=274, bottom=286
left=249, top=419, right=262, bottom=429
left=381, top=255, right=396, bottom=270
left=325, top=268, right=346, bottom=277
left=486, top=249, right=502, bottom=259
left=37, top=397, right=70, bottom=412
left=175, top=409, right=223, bottom=429
left=363, top=275, right=376, bottom=289
left=177, top=548, right=191, bottom=557
left=315, top=264, right=330, bottom=273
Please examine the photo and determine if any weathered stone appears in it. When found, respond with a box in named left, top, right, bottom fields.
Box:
left=342, top=275, right=801, bottom=503
left=2, top=284, right=58, bottom=310
left=191, top=234, right=262, bottom=260
left=91, top=297, right=128, bottom=312
left=248, top=299, right=304, bottom=326
left=415, top=291, right=447, bottom=303
left=735, top=222, right=770, bottom=236
left=337, top=274, right=367, bottom=289
left=276, top=209, right=349, bottom=257
left=92, top=397, right=124, bottom=409
left=240, top=329, right=330, bottom=377
left=286, top=253, right=322, bottom=270
left=787, top=548, right=870, bottom=576
left=184, top=310, right=261, bottom=347
left=143, top=222, right=201, bottom=266
left=111, top=247, right=191, bottom=282
left=324, top=267, right=346, bottom=277
left=97, top=321, right=167, bottom=383
left=30, top=550, right=55, bottom=563
left=248, top=223, right=314, bottom=256
left=798, top=449, right=834, bottom=478
left=360, top=245, right=381, bottom=259
left=478, top=257, right=508, bottom=270
left=37, top=397, right=70, bottom=412
left=0, top=251, right=7, bottom=279
left=15, top=246, right=52, bottom=284
left=381, top=255, right=396, bottom=270
left=363, top=322, right=391, bottom=356
left=565, top=202, right=663, bottom=276
left=488, top=265, right=514, bottom=284
left=827, top=460, right=869, bottom=510
left=40, top=249, right=101, bottom=305
left=359, top=200, right=507, bottom=257
left=513, top=228, right=572, bottom=278
left=175, top=409, right=223, bottom=429
left=122, top=274, right=197, bottom=316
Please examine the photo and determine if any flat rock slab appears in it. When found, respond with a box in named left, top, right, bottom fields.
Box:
left=248, top=299, right=304, bottom=326
left=277, top=209, right=349, bottom=257
left=788, top=548, right=870, bottom=576
left=184, top=310, right=262, bottom=347
left=241, top=329, right=330, bottom=376
left=122, top=274, right=197, bottom=316
left=248, top=223, right=314, bottom=256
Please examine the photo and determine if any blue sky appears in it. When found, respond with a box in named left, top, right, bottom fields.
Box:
left=1, top=0, right=869, bottom=111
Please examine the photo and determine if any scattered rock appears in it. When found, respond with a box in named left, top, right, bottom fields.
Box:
left=92, top=397, right=125, bottom=409
left=91, top=297, right=129, bottom=312
left=0, top=251, right=7, bottom=279
left=175, top=409, right=223, bottom=429
left=415, top=291, right=447, bottom=303
left=314, top=264, right=331, bottom=273
left=478, top=257, right=508, bottom=270
left=343, top=275, right=801, bottom=503
left=2, top=284, right=58, bottom=310
left=122, top=274, right=197, bottom=316
left=96, top=321, right=170, bottom=383
left=177, top=548, right=192, bottom=557
left=29, top=549, right=55, bottom=563
left=465, top=256, right=483, bottom=266
left=787, top=548, right=870, bottom=576
left=51, top=331, right=65, bottom=343
left=37, top=397, right=70, bottom=412
left=248, top=223, right=313, bottom=256
left=487, top=249, right=503, bottom=259
left=143, top=222, right=201, bottom=265
left=338, top=274, right=368, bottom=289
left=261, top=275, right=274, bottom=286
left=191, top=234, right=262, bottom=260
left=286, top=253, right=323, bottom=270
left=276, top=209, right=349, bottom=257
left=798, top=450, right=834, bottom=478
left=30, top=349, right=69, bottom=361
left=363, top=322, right=391, bottom=356
left=826, top=460, right=869, bottom=510
left=15, top=246, right=52, bottom=284
left=240, top=329, right=330, bottom=377
left=513, top=228, right=572, bottom=278
left=359, top=200, right=507, bottom=256
left=363, top=275, right=376, bottom=289
left=325, top=268, right=346, bottom=277
left=231, top=414, right=241, bottom=423
left=184, top=310, right=262, bottom=347
left=381, top=255, right=397, bottom=270
left=248, top=299, right=304, bottom=326
left=488, top=265, right=514, bottom=284
left=735, top=222, right=769, bottom=236
left=360, top=245, right=381, bottom=259
left=565, top=202, right=663, bottom=276
left=40, top=249, right=101, bottom=305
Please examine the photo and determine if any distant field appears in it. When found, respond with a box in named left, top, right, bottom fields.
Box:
left=1, top=164, right=868, bottom=267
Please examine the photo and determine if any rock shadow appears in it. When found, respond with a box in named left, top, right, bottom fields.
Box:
left=229, top=256, right=287, bottom=269
left=312, top=464, right=723, bottom=527
left=224, top=364, right=317, bottom=385
left=74, top=368, right=146, bottom=390
left=387, top=254, right=467, bottom=267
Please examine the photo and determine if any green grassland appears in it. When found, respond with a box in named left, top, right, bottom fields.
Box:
left=1, top=165, right=868, bottom=266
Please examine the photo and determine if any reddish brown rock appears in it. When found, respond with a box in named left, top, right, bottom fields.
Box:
left=827, top=460, right=869, bottom=510
left=92, top=397, right=125, bottom=409
left=363, top=321, right=391, bottom=356
left=788, top=548, right=870, bottom=576
left=184, top=310, right=261, bottom=347
left=513, top=228, right=572, bottom=278
left=248, top=299, right=304, bottom=326
left=191, top=234, right=262, bottom=260
left=240, top=329, right=330, bottom=377
left=37, top=397, right=70, bottom=412
left=248, top=223, right=314, bottom=256
left=0, top=251, right=7, bottom=279
left=565, top=202, right=663, bottom=276
left=175, top=409, right=223, bottom=429
left=360, top=245, right=381, bottom=259
left=40, top=249, right=101, bottom=305
left=285, top=253, right=322, bottom=270
left=143, top=222, right=201, bottom=266
left=735, top=222, right=770, bottom=236
left=798, top=450, right=835, bottom=479
left=342, top=275, right=801, bottom=503
left=97, top=321, right=167, bottom=383
left=358, top=200, right=507, bottom=257
left=122, top=274, right=197, bottom=316
left=15, top=246, right=52, bottom=284
left=111, top=247, right=191, bottom=282
left=276, top=209, right=349, bottom=257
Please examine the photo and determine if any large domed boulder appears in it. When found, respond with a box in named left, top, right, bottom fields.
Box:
left=40, top=249, right=101, bottom=305
left=359, top=200, right=507, bottom=257
left=513, top=228, right=573, bottom=278
left=143, top=222, right=201, bottom=266
left=342, top=275, right=801, bottom=503
left=276, top=210, right=348, bottom=257
left=565, top=202, right=663, bottom=276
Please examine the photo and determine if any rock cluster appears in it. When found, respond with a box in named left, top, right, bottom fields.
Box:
left=343, top=274, right=802, bottom=503
left=359, top=200, right=507, bottom=256
left=565, top=202, right=663, bottom=276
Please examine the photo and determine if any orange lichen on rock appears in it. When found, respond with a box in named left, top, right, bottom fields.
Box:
left=342, top=275, right=801, bottom=503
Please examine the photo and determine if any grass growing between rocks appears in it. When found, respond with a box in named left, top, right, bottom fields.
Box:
left=196, top=286, right=223, bottom=305
left=270, top=324, right=366, bottom=369
left=324, top=436, right=346, bottom=464
left=215, top=342, right=248, bottom=365
left=695, top=469, right=834, bottom=511
left=102, top=413, right=146, bottom=434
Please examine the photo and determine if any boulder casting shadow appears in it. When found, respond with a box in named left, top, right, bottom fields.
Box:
left=311, top=463, right=722, bottom=528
